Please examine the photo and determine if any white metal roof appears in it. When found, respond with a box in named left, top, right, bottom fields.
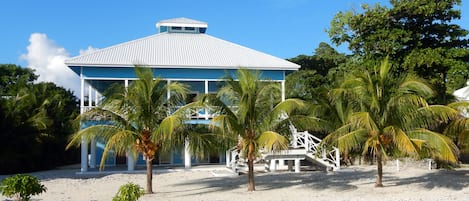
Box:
left=65, top=32, right=300, bottom=70
left=156, top=17, right=208, bottom=28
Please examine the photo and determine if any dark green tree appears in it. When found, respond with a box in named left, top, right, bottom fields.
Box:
left=328, top=0, right=469, bottom=104
left=287, top=42, right=347, bottom=100
left=0, top=64, right=79, bottom=174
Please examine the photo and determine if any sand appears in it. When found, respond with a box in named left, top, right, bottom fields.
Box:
left=1, top=163, right=468, bottom=201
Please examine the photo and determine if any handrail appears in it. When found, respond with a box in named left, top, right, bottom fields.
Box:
left=289, top=126, right=340, bottom=170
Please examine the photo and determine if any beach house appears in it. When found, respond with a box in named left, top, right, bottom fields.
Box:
left=64, top=17, right=300, bottom=172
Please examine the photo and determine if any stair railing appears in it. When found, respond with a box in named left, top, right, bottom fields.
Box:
left=289, top=125, right=340, bottom=170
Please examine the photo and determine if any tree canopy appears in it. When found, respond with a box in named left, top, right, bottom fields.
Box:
left=0, top=64, right=79, bottom=174
left=328, top=0, right=469, bottom=104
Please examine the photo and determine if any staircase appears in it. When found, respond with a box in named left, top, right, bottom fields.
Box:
left=226, top=126, right=340, bottom=173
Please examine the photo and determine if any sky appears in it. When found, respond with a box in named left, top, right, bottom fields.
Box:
left=0, top=0, right=468, bottom=95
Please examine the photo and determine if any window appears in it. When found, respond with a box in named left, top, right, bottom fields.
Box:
left=169, top=26, right=198, bottom=33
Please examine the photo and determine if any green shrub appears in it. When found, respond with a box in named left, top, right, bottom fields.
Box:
left=112, top=182, right=144, bottom=201
left=0, top=174, right=46, bottom=201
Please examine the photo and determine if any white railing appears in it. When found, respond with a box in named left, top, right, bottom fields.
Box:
left=290, top=125, right=340, bottom=170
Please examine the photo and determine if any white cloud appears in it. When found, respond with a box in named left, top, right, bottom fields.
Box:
left=79, top=46, right=99, bottom=55
left=20, top=33, right=98, bottom=97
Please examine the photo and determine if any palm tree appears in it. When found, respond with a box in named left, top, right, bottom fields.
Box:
left=67, top=67, right=188, bottom=194
left=323, top=58, right=460, bottom=187
left=443, top=101, right=469, bottom=154
left=198, top=68, right=305, bottom=191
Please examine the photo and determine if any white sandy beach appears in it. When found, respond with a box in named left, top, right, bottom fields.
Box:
left=1, top=163, right=468, bottom=201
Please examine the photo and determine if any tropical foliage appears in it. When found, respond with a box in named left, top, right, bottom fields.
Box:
left=112, top=183, right=144, bottom=201
left=67, top=66, right=194, bottom=194
left=0, top=64, right=79, bottom=174
left=198, top=68, right=307, bottom=191
left=0, top=174, right=46, bottom=201
left=327, top=0, right=469, bottom=104
left=322, top=59, right=461, bottom=187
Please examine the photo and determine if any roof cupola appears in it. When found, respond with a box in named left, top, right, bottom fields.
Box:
left=156, top=17, right=208, bottom=34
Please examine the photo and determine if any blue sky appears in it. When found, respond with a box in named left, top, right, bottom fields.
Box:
left=0, top=0, right=467, bottom=94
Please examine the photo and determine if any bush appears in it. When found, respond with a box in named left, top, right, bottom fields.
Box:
left=0, top=174, right=46, bottom=201
left=112, top=182, right=144, bottom=201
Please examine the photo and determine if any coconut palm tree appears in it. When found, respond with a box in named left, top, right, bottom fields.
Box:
left=322, top=58, right=460, bottom=187
left=443, top=101, right=469, bottom=153
left=198, top=68, right=306, bottom=191
left=67, top=66, right=189, bottom=194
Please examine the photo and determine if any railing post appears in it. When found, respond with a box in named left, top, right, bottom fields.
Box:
left=304, top=132, right=309, bottom=152
left=334, top=147, right=340, bottom=170
left=292, top=132, right=298, bottom=148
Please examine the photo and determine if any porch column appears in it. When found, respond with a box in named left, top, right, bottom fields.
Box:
left=95, top=90, right=99, bottom=106
left=88, top=86, right=96, bottom=168
left=80, top=78, right=88, bottom=172
left=90, top=138, right=96, bottom=168
left=204, top=80, right=209, bottom=120
left=184, top=137, right=191, bottom=168
left=88, top=85, right=92, bottom=106
left=127, top=149, right=135, bottom=171
left=80, top=78, right=85, bottom=113
left=123, top=79, right=135, bottom=170
left=81, top=139, right=88, bottom=172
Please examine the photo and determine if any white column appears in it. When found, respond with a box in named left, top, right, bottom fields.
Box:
left=80, top=78, right=88, bottom=172
left=95, top=91, right=99, bottom=106
left=88, top=85, right=96, bottom=169
left=204, top=80, right=209, bottom=120
left=90, top=138, right=96, bottom=168
left=184, top=137, right=191, bottom=169
left=88, top=85, right=92, bottom=107
left=127, top=149, right=135, bottom=171
left=335, top=147, right=340, bottom=170
left=81, top=139, right=88, bottom=172
left=123, top=79, right=135, bottom=171
left=80, top=79, right=85, bottom=114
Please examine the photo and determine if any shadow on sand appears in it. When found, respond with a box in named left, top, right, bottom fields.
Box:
left=168, top=167, right=469, bottom=197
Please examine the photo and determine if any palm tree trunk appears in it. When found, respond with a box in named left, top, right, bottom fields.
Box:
left=146, top=158, right=153, bottom=194
left=375, top=148, right=384, bottom=187
left=247, top=142, right=255, bottom=191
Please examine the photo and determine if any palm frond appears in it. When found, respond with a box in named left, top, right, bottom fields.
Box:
left=408, top=128, right=459, bottom=163
left=100, top=130, right=137, bottom=169
left=384, top=126, right=419, bottom=157
left=256, top=131, right=289, bottom=151
left=66, top=124, right=122, bottom=149
left=337, top=128, right=368, bottom=153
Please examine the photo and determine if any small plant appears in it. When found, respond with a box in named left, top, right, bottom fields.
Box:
left=112, top=182, right=144, bottom=201
left=0, top=174, right=46, bottom=201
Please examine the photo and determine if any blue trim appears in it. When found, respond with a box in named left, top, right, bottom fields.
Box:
left=80, top=67, right=286, bottom=80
